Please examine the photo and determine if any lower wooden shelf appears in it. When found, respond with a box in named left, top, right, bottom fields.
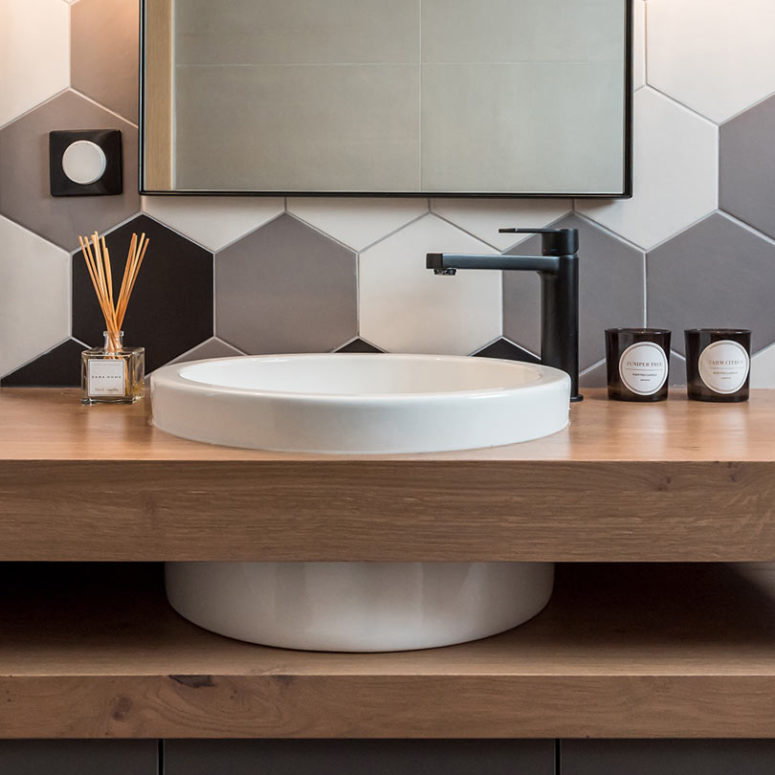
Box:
left=3, top=562, right=775, bottom=739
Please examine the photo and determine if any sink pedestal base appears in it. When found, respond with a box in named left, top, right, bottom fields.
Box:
left=165, top=561, right=553, bottom=652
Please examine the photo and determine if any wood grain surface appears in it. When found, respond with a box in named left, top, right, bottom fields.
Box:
left=3, top=562, right=775, bottom=739
left=0, top=389, right=774, bottom=561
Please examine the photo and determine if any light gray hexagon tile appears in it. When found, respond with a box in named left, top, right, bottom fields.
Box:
left=0, top=0, right=69, bottom=128
left=751, top=342, right=775, bottom=388
left=647, top=213, right=775, bottom=356
left=503, top=214, right=645, bottom=372
left=0, top=216, right=70, bottom=377
left=359, top=214, right=501, bottom=355
left=0, top=91, right=140, bottom=250
left=167, top=338, right=246, bottom=367
left=648, top=0, right=775, bottom=124
left=142, top=196, right=284, bottom=252
left=576, top=88, right=717, bottom=251
left=287, top=198, right=428, bottom=251
left=215, top=214, right=357, bottom=354
left=430, top=199, right=571, bottom=251
left=720, top=94, right=775, bottom=241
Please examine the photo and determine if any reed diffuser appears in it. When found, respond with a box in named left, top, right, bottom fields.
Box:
left=79, top=231, right=148, bottom=404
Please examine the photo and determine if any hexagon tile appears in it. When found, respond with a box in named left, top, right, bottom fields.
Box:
left=503, top=214, right=644, bottom=371
left=216, top=214, right=357, bottom=354
left=287, top=198, right=428, bottom=251
left=72, top=215, right=213, bottom=372
left=648, top=213, right=775, bottom=356
left=576, top=88, right=718, bottom=251
left=1, top=339, right=84, bottom=387
left=0, top=0, right=69, bottom=128
left=0, top=216, right=70, bottom=378
left=71, top=0, right=140, bottom=123
left=142, top=196, right=285, bottom=252
left=0, top=91, right=140, bottom=251
left=430, top=199, right=571, bottom=251
left=648, top=0, right=775, bottom=124
left=359, top=214, right=501, bottom=355
left=720, top=94, right=775, bottom=241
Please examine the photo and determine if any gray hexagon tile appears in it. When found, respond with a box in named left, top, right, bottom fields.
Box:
left=168, top=337, right=245, bottom=366
left=0, top=91, right=140, bottom=251
left=0, top=216, right=70, bottom=377
left=648, top=213, right=775, bottom=356
left=216, top=214, right=357, bottom=353
left=0, top=0, right=69, bottom=128
left=503, top=214, right=645, bottom=371
left=720, top=94, right=775, bottom=241
left=71, top=0, right=139, bottom=123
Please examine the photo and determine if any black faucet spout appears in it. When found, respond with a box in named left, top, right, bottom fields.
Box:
left=426, top=227, right=582, bottom=401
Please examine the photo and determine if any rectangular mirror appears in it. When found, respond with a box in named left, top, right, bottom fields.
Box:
left=141, top=0, right=631, bottom=197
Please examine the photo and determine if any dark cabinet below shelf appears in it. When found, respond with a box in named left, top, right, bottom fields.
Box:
left=164, top=740, right=555, bottom=775
left=561, top=740, right=775, bottom=775
left=0, top=741, right=158, bottom=775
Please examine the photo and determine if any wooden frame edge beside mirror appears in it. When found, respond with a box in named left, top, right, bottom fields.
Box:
left=140, top=0, right=633, bottom=198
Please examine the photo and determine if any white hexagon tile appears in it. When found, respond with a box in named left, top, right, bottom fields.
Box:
left=0, top=0, right=69, bottom=127
left=576, top=87, right=718, bottom=250
left=430, top=199, right=572, bottom=251
left=287, top=198, right=429, bottom=251
left=648, top=0, right=775, bottom=123
left=633, top=0, right=646, bottom=91
left=142, top=196, right=285, bottom=252
left=0, top=217, right=70, bottom=377
left=359, top=214, right=501, bottom=355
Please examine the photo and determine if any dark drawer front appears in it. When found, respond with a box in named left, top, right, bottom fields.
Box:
left=0, top=741, right=158, bottom=775
left=165, top=740, right=554, bottom=775
left=562, top=740, right=775, bottom=775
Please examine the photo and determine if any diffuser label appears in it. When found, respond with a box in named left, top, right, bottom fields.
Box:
left=619, top=342, right=668, bottom=395
left=88, top=360, right=125, bottom=396
left=698, top=340, right=749, bottom=394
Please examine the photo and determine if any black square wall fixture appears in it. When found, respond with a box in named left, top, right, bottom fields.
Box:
left=72, top=215, right=214, bottom=372
left=50, top=129, right=122, bottom=196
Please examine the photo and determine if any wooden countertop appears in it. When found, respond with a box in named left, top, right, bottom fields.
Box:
left=4, top=561, right=775, bottom=739
left=0, top=388, right=774, bottom=561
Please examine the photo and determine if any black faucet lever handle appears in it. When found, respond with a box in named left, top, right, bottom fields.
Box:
left=498, top=227, right=563, bottom=234
left=498, top=227, right=578, bottom=256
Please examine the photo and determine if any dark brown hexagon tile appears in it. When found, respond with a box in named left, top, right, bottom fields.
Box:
left=72, top=215, right=213, bottom=372
left=0, top=91, right=140, bottom=251
left=648, top=213, right=775, bottom=355
left=336, top=338, right=384, bottom=353
left=720, top=94, right=775, bottom=241
left=472, top=337, right=539, bottom=363
left=72, top=0, right=140, bottom=124
left=503, top=214, right=645, bottom=371
left=1, top=339, right=83, bottom=387
left=216, top=214, right=357, bottom=354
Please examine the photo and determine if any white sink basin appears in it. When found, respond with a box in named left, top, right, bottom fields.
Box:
left=151, top=353, right=570, bottom=454
left=151, top=353, right=570, bottom=652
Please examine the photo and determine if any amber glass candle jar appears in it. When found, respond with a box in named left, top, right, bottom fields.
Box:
left=685, top=329, right=751, bottom=402
left=605, top=328, right=671, bottom=402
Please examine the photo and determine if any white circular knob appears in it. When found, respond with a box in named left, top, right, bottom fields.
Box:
left=61, top=140, right=107, bottom=185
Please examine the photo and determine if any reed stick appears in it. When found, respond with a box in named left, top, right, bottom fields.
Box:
left=78, top=231, right=150, bottom=353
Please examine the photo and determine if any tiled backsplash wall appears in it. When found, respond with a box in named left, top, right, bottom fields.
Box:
left=2, top=0, right=775, bottom=387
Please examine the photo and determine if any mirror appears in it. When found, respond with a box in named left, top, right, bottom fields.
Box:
left=141, top=0, right=631, bottom=196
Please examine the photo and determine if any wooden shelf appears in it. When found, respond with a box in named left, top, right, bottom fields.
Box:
left=0, top=388, right=775, bottom=562
left=4, top=562, right=775, bottom=739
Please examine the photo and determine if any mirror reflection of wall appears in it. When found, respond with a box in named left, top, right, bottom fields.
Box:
left=143, top=0, right=629, bottom=196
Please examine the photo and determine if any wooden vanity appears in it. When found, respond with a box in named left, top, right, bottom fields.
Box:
left=1, top=388, right=775, bottom=739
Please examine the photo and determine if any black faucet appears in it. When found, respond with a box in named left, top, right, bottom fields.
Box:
left=427, top=227, right=581, bottom=401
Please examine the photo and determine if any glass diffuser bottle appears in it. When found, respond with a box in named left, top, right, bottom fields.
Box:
left=81, top=330, right=145, bottom=404
left=78, top=230, right=149, bottom=405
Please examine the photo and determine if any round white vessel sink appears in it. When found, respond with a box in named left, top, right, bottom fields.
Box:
left=151, top=353, right=570, bottom=454
left=152, top=354, right=569, bottom=652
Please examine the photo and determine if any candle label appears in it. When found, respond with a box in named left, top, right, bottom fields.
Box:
left=698, top=340, right=749, bottom=394
left=88, top=359, right=126, bottom=396
left=619, top=342, right=668, bottom=395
